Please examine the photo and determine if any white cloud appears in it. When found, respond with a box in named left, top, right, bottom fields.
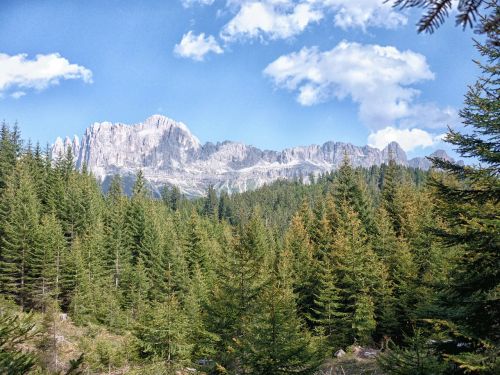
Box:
left=0, top=53, right=92, bottom=96
left=221, top=1, right=323, bottom=41
left=174, top=31, right=224, bottom=61
left=264, top=41, right=456, bottom=130
left=11, top=91, right=26, bottom=99
left=219, top=0, right=406, bottom=42
left=314, top=0, right=407, bottom=30
left=399, top=103, right=459, bottom=129
left=182, top=0, right=215, bottom=7
left=368, top=126, right=445, bottom=152
left=176, top=1, right=407, bottom=57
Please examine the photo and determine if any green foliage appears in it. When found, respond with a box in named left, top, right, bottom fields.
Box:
left=425, top=5, right=500, bottom=372
left=206, top=211, right=271, bottom=373
left=392, top=0, right=485, bottom=34
left=0, top=86, right=497, bottom=373
left=0, top=161, right=41, bottom=309
left=247, top=248, right=318, bottom=374
left=0, top=308, right=37, bottom=374
left=377, top=329, right=448, bottom=375
left=134, top=295, right=192, bottom=366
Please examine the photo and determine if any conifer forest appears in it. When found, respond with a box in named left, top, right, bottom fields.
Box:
left=0, top=1, right=498, bottom=375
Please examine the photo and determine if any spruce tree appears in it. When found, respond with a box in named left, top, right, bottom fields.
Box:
left=0, top=123, right=19, bottom=193
left=333, top=155, right=376, bottom=235
left=135, top=286, right=192, bottom=368
left=184, top=264, right=217, bottom=362
left=139, top=205, right=168, bottom=300
left=124, top=171, right=147, bottom=264
left=203, top=184, right=218, bottom=219
left=248, top=247, right=318, bottom=374
left=428, top=6, right=500, bottom=370
left=373, top=206, right=418, bottom=335
left=381, top=158, right=404, bottom=235
left=103, top=174, right=129, bottom=289
left=0, top=309, right=37, bottom=374
left=207, top=211, right=270, bottom=374
left=283, top=213, right=318, bottom=324
left=312, top=254, right=346, bottom=352
left=29, top=214, right=66, bottom=309
left=185, top=211, right=211, bottom=273
left=0, top=162, right=40, bottom=310
left=331, top=204, right=382, bottom=346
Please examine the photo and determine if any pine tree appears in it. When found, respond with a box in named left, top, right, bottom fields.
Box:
left=161, top=185, right=183, bottom=211
left=427, top=6, right=500, bottom=371
left=36, top=299, right=61, bottom=372
left=28, top=214, right=66, bottom=309
left=139, top=205, right=168, bottom=300
left=0, top=309, right=37, bottom=374
left=283, top=213, right=318, bottom=324
left=373, top=206, right=417, bottom=335
left=331, top=204, right=382, bottom=346
left=103, top=174, right=130, bottom=289
left=311, top=254, right=346, bottom=351
left=207, top=211, right=271, bottom=374
left=218, top=191, right=233, bottom=223
left=0, top=162, right=40, bottom=310
left=122, top=258, right=151, bottom=323
left=124, top=171, right=147, bottom=264
left=310, top=210, right=333, bottom=260
left=248, top=247, right=318, bottom=374
left=381, top=158, right=404, bottom=236
left=135, top=287, right=192, bottom=368
left=352, top=291, right=377, bottom=346
left=184, top=264, right=217, bottom=362
left=70, top=221, right=116, bottom=324
left=333, top=155, right=376, bottom=235
left=203, top=184, right=218, bottom=219
left=162, top=214, right=190, bottom=297
left=0, top=123, right=19, bottom=193
left=185, top=211, right=211, bottom=273
left=392, top=0, right=485, bottom=34
left=377, top=329, right=448, bottom=375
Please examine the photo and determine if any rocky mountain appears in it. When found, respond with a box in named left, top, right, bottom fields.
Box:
left=52, top=115, right=454, bottom=197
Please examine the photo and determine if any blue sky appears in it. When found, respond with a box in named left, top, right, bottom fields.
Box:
left=0, top=0, right=479, bottom=158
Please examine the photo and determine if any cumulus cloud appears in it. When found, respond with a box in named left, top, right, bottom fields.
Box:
left=221, top=1, right=323, bottom=41
left=174, top=31, right=224, bottom=61
left=0, top=53, right=92, bottom=97
left=264, top=41, right=456, bottom=130
left=314, top=0, right=407, bottom=30
left=220, top=0, right=406, bottom=42
left=399, top=103, right=459, bottom=129
left=368, top=126, right=445, bottom=152
left=176, top=1, right=408, bottom=59
left=181, top=0, right=215, bottom=7
left=11, top=91, right=26, bottom=99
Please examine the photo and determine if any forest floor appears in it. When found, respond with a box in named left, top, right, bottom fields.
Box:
left=16, top=308, right=385, bottom=374
left=316, top=347, right=384, bottom=375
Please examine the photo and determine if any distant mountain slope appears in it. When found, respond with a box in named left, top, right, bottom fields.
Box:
left=52, top=115, right=454, bottom=197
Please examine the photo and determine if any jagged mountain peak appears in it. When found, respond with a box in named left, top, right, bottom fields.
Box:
left=52, top=115, right=444, bottom=197
left=85, top=114, right=200, bottom=148
left=407, top=149, right=456, bottom=170
left=382, top=141, right=407, bottom=163
left=429, top=149, right=452, bottom=161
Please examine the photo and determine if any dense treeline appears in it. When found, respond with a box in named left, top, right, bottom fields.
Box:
left=1, top=4, right=499, bottom=373
left=0, top=123, right=460, bottom=373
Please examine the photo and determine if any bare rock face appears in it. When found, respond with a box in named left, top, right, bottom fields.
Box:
left=51, top=115, right=453, bottom=197
left=408, top=149, right=455, bottom=170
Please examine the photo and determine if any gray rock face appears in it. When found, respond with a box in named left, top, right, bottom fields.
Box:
left=51, top=115, right=453, bottom=197
left=408, top=149, right=454, bottom=170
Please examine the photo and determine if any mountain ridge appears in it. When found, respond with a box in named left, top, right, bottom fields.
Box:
left=52, top=115, right=453, bottom=197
